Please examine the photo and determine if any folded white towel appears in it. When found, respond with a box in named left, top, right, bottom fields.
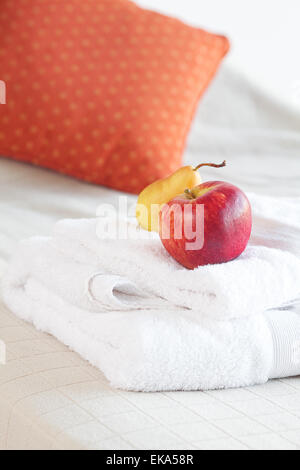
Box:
left=51, top=205, right=300, bottom=321
left=2, top=193, right=300, bottom=391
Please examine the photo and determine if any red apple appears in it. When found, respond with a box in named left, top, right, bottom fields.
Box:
left=159, top=181, right=252, bottom=269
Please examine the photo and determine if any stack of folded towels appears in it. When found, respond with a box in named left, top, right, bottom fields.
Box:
left=2, top=193, right=300, bottom=391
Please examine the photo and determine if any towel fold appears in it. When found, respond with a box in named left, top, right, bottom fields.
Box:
left=2, top=192, right=300, bottom=391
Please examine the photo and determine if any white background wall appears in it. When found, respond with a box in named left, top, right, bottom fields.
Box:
left=136, top=0, right=300, bottom=110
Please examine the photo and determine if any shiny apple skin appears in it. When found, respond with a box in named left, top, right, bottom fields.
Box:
left=159, top=181, right=252, bottom=270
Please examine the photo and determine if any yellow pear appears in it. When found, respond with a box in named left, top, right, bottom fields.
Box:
left=136, top=161, right=226, bottom=232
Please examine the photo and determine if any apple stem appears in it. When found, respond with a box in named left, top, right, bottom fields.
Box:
left=193, top=160, right=226, bottom=172
left=184, top=189, right=195, bottom=199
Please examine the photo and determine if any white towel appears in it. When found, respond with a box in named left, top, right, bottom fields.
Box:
left=2, top=192, right=300, bottom=391
left=51, top=197, right=300, bottom=321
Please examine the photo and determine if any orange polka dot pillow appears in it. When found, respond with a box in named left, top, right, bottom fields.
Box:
left=0, top=0, right=229, bottom=194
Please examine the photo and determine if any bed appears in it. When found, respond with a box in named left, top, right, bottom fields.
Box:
left=1, top=65, right=300, bottom=450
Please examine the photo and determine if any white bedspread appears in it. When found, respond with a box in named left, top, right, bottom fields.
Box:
left=1, top=64, right=300, bottom=450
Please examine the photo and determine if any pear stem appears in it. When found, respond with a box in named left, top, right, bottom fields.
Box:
left=193, top=160, right=226, bottom=172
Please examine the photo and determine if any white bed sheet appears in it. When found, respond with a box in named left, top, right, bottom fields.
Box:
left=1, top=65, right=300, bottom=450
